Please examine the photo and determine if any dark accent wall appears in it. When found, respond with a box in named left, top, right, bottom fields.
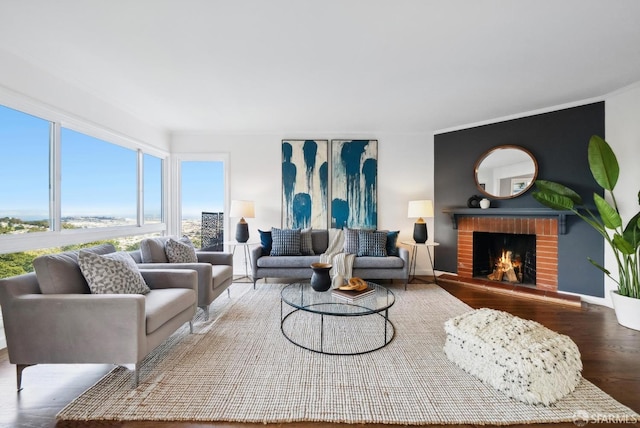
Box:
left=434, top=102, right=605, bottom=297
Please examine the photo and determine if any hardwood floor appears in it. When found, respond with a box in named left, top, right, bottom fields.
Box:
left=1, top=279, right=638, bottom=428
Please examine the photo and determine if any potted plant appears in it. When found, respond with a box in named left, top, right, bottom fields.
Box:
left=532, top=135, right=640, bottom=330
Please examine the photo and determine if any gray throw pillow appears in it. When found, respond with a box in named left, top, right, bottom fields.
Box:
left=343, top=228, right=360, bottom=254
left=78, top=251, right=151, bottom=295
left=34, top=243, right=117, bottom=294
left=358, top=230, right=388, bottom=257
left=300, top=227, right=314, bottom=255
left=140, top=237, right=170, bottom=263
left=270, top=228, right=302, bottom=256
left=165, top=238, right=198, bottom=263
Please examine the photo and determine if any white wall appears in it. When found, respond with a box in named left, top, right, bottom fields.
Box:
left=599, top=82, right=640, bottom=306
left=170, top=132, right=436, bottom=275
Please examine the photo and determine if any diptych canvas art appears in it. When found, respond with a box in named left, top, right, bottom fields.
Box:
left=330, top=139, right=378, bottom=229
left=281, top=140, right=329, bottom=229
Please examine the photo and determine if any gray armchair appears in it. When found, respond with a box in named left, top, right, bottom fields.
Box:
left=0, top=245, right=198, bottom=390
left=132, top=236, right=234, bottom=320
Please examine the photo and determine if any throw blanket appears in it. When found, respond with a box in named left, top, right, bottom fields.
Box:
left=319, top=228, right=355, bottom=279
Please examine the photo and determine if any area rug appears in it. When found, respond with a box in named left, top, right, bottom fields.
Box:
left=57, top=283, right=639, bottom=425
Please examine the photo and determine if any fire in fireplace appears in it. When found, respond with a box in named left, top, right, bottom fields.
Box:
left=472, top=232, right=536, bottom=285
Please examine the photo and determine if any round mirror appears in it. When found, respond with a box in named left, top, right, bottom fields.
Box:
left=474, top=145, right=538, bottom=199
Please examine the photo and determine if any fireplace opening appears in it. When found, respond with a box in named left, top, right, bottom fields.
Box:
left=473, top=232, right=536, bottom=286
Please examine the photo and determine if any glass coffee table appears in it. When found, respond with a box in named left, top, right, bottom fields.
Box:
left=280, top=281, right=395, bottom=355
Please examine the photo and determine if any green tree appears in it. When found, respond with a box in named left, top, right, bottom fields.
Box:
left=0, top=252, right=39, bottom=279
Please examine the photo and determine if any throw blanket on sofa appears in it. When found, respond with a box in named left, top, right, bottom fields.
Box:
left=319, top=228, right=355, bottom=279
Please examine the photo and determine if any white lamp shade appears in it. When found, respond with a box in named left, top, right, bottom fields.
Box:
left=230, top=200, right=255, bottom=218
left=408, top=200, right=434, bottom=219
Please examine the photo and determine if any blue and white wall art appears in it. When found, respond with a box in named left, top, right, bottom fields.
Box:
left=281, top=140, right=329, bottom=229
left=331, top=139, right=377, bottom=229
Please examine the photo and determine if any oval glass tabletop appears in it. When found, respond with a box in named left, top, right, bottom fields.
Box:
left=280, top=281, right=395, bottom=316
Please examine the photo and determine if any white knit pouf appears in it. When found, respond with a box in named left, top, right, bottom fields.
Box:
left=443, top=308, right=583, bottom=405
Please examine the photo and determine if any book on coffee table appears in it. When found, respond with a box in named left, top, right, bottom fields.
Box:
left=331, top=286, right=376, bottom=301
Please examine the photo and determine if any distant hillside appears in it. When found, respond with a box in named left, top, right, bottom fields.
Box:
left=0, top=217, right=49, bottom=234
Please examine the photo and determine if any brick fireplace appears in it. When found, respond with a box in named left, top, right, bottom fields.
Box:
left=456, top=216, right=559, bottom=291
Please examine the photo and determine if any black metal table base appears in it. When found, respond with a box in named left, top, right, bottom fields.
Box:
left=280, top=301, right=395, bottom=356
left=407, top=244, right=438, bottom=289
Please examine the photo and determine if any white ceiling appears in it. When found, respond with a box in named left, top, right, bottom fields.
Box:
left=1, top=0, right=640, bottom=135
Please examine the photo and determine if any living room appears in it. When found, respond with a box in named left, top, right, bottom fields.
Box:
left=1, top=1, right=640, bottom=427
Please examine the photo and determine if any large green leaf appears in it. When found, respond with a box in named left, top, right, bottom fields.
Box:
left=593, top=193, right=622, bottom=229
left=588, top=135, right=619, bottom=191
left=532, top=190, right=576, bottom=211
left=613, top=233, right=636, bottom=255
left=622, top=211, right=640, bottom=250
left=534, top=180, right=583, bottom=205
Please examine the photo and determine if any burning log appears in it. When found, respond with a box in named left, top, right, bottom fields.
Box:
left=488, top=269, right=503, bottom=281
left=504, top=267, right=519, bottom=282
left=488, top=250, right=520, bottom=283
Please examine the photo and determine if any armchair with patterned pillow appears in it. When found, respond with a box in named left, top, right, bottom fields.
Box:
left=130, top=236, right=234, bottom=320
left=0, top=244, right=198, bottom=390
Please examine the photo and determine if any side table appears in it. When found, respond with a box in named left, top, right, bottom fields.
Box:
left=401, top=241, right=440, bottom=289
left=224, top=241, right=259, bottom=283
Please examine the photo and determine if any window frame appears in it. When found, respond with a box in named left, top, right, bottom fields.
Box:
left=0, top=97, right=169, bottom=254
left=171, top=153, right=229, bottom=238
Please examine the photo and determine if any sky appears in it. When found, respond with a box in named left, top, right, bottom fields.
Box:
left=181, top=160, right=224, bottom=219
left=0, top=104, right=224, bottom=221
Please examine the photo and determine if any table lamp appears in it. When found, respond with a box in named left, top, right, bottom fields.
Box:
left=408, top=200, right=434, bottom=243
left=230, top=200, right=255, bottom=243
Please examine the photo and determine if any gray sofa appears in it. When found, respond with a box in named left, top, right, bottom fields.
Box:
left=0, top=244, right=198, bottom=390
left=129, top=236, right=234, bottom=320
left=250, top=229, right=409, bottom=287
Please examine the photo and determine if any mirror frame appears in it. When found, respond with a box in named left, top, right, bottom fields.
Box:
left=473, top=145, right=538, bottom=200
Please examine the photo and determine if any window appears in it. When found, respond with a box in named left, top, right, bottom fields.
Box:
left=180, top=160, right=225, bottom=248
left=61, top=128, right=138, bottom=228
left=0, top=105, right=51, bottom=234
left=0, top=101, right=168, bottom=258
left=144, top=153, right=163, bottom=224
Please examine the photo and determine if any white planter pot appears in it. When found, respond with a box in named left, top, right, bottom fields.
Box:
left=610, top=290, right=640, bottom=331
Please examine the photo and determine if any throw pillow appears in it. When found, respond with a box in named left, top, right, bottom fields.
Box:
left=385, top=230, right=400, bottom=256
left=358, top=230, right=388, bottom=257
left=78, top=251, right=150, bottom=295
left=300, top=227, right=314, bottom=255
left=270, top=228, right=302, bottom=256
left=343, top=228, right=360, bottom=254
left=34, top=243, right=117, bottom=294
left=165, top=238, right=198, bottom=263
left=178, top=235, right=196, bottom=247
left=139, top=237, right=170, bottom=263
left=258, top=229, right=272, bottom=256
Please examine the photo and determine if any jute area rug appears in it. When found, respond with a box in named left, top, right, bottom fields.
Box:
left=57, top=282, right=638, bottom=425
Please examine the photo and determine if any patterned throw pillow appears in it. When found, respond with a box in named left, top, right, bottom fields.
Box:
left=165, top=238, right=198, bottom=263
left=358, top=230, right=388, bottom=257
left=270, top=228, right=302, bottom=256
left=300, top=227, right=314, bottom=255
left=343, top=228, right=360, bottom=254
left=78, top=251, right=150, bottom=295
